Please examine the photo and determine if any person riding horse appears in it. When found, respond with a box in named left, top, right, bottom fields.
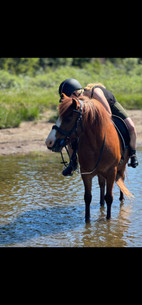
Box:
left=58, top=78, right=138, bottom=176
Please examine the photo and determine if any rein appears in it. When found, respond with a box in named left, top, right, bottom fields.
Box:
left=81, top=134, right=106, bottom=175
left=60, top=145, right=71, bottom=168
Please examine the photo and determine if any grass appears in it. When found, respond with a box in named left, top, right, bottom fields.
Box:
left=0, top=64, right=142, bottom=128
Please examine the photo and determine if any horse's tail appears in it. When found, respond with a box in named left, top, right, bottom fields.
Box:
left=116, top=174, right=134, bottom=199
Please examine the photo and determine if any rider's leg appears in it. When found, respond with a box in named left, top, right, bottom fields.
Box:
left=62, top=141, right=78, bottom=176
left=124, top=117, right=138, bottom=168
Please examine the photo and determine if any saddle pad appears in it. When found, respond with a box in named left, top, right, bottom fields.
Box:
left=112, top=115, right=130, bottom=149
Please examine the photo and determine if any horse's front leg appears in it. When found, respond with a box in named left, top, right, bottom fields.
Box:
left=98, top=175, right=106, bottom=206
left=82, top=175, right=92, bottom=223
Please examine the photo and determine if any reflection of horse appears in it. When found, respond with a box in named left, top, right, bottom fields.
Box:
left=46, top=94, right=133, bottom=221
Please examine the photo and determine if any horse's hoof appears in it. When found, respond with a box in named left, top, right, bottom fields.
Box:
left=85, top=217, right=90, bottom=224
left=106, top=213, right=111, bottom=220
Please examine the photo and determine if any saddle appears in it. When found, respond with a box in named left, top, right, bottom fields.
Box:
left=112, top=115, right=130, bottom=159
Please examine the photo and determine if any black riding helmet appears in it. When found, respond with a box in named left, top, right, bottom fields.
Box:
left=59, top=78, right=82, bottom=98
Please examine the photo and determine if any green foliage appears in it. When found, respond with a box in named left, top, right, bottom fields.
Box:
left=0, top=58, right=142, bottom=128
left=0, top=58, right=105, bottom=75
left=0, top=95, right=39, bottom=129
left=0, top=58, right=40, bottom=75
left=0, top=70, right=23, bottom=89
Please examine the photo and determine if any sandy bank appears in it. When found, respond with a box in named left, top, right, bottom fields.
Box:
left=0, top=110, right=141, bottom=156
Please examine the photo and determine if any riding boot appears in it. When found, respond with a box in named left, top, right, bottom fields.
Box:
left=62, top=150, right=78, bottom=176
left=129, top=148, right=139, bottom=168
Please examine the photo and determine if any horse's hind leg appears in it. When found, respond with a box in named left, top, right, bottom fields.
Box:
left=118, top=170, right=125, bottom=202
left=119, top=191, right=124, bottom=202
left=105, top=168, right=117, bottom=219
left=98, top=175, right=105, bottom=206
left=82, top=175, right=92, bottom=223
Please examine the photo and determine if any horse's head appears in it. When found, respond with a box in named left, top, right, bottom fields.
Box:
left=45, top=94, right=83, bottom=152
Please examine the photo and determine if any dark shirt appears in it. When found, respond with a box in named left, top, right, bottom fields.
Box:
left=91, top=86, right=117, bottom=107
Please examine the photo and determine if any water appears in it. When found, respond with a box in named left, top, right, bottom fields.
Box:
left=0, top=150, right=142, bottom=247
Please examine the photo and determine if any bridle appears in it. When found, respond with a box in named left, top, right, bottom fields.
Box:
left=51, top=99, right=83, bottom=168
left=52, top=99, right=83, bottom=142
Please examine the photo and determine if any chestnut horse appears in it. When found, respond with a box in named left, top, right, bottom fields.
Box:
left=46, top=94, right=133, bottom=221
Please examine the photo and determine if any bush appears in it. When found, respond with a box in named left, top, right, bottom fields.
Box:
left=0, top=70, right=23, bottom=89
left=0, top=101, right=39, bottom=129
left=0, top=63, right=142, bottom=129
left=123, top=58, right=139, bottom=73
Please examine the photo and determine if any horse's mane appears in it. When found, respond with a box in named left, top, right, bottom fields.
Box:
left=58, top=95, right=110, bottom=130
left=58, top=95, right=73, bottom=118
left=81, top=96, right=110, bottom=128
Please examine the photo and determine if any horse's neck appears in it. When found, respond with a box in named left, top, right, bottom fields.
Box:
left=84, top=123, right=104, bottom=150
left=82, top=109, right=106, bottom=148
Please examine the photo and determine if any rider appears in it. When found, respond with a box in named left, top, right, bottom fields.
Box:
left=58, top=78, right=139, bottom=176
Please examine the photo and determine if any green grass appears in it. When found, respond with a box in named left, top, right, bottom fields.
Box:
left=0, top=64, right=142, bottom=128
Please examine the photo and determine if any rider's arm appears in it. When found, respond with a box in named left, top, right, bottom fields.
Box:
left=92, top=88, right=112, bottom=115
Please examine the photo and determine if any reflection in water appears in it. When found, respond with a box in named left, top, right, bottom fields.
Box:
left=0, top=150, right=142, bottom=247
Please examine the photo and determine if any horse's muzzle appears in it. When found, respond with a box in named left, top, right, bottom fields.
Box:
left=47, top=138, right=66, bottom=152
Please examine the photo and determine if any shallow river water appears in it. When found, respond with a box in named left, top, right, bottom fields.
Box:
left=0, top=150, right=142, bottom=247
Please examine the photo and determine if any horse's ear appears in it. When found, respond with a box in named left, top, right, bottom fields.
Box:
left=61, top=93, right=67, bottom=100
left=72, top=98, right=80, bottom=110
left=59, top=93, right=68, bottom=103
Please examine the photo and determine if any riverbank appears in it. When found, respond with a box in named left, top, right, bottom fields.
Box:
left=0, top=110, right=142, bottom=156
left=1, top=64, right=142, bottom=129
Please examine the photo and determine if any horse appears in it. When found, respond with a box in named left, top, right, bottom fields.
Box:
left=46, top=94, right=133, bottom=221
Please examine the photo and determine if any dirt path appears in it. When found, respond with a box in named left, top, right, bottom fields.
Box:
left=0, top=110, right=141, bottom=156
left=0, top=112, right=53, bottom=156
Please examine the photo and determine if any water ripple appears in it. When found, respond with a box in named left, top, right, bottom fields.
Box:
left=0, top=151, right=142, bottom=247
